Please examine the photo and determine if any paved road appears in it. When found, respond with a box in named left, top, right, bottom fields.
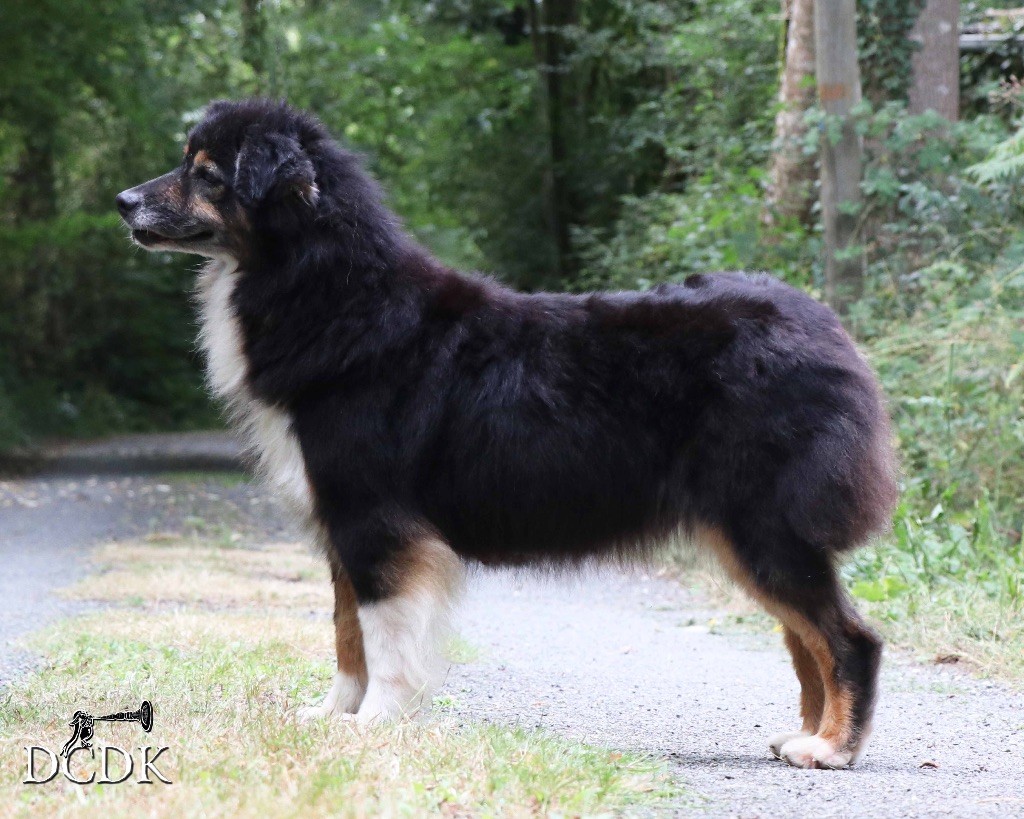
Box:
left=2, top=471, right=1022, bottom=817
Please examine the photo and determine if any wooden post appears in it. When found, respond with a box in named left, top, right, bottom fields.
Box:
left=909, top=0, right=960, bottom=121
left=815, top=0, right=865, bottom=314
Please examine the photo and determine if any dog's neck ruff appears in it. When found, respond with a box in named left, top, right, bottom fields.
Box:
left=195, top=258, right=315, bottom=519
left=196, top=258, right=244, bottom=402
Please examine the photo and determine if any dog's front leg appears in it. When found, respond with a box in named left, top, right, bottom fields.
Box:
left=297, top=557, right=367, bottom=721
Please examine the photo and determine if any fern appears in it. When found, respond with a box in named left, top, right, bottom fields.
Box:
left=967, top=129, right=1024, bottom=184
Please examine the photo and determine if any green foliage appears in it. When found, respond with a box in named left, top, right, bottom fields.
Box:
left=0, top=1, right=1021, bottom=628
left=567, top=0, right=802, bottom=290
left=858, top=0, right=927, bottom=102
left=0, top=2, right=236, bottom=447
left=573, top=169, right=817, bottom=291
left=968, top=126, right=1024, bottom=183
left=851, top=262, right=1024, bottom=606
left=0, top=215, right=217, bottom=446
left=828, top=107, right=1024, bottom=608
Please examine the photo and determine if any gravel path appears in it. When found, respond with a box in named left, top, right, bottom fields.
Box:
left=2, top=470, right=1022, bottom=817
left=0, top=473, right=291, bottom=684
left=451, top=569, right=1024, bottom=817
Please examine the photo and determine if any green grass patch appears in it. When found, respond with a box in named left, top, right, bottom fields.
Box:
left=0, top=538, right=679, bottom=816
left=156, top=471, right=250, bottom=487
left=836, top=261, right=1024, bottom=681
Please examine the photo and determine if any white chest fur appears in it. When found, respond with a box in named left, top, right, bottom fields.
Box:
left=196, top=259, right=315, bottom=518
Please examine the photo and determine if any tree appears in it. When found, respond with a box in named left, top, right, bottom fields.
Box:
left=908, top=0, right=960, bottom=120
left=815, top=0, right=865, bottom=314
left=764, top=0, right=816, bottom=227
left=241, top=0, right=269, bottom=93
left=527, top=0, right=578, bottom=280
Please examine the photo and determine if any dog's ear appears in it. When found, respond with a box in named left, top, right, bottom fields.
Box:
left=234, top=129, right=319, bottom=210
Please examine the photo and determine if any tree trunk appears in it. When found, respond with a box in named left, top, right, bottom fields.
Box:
left=241, top=0, right=267, bottom=90
left=764, top=0, right=816, bottom=228
left=530, top=0, right=576, bottom=282
left=908, top=0, right=960, bottom=120
left=815, top=0, right=865, bottom=315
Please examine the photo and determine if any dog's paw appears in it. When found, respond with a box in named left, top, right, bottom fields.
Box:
left=295, top=703, right=332, bottom=724
left=778, top=734, right=853, bottom=769
left=769, top=730, right=811, bottom=758
left=296, top=673, right=365, bottom=723
left=353, top=700, right=405, bottom=727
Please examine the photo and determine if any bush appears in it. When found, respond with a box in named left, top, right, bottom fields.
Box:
left=0, top=214, right=217, bottom=448
left=573, top=101, right=1024, bottom=609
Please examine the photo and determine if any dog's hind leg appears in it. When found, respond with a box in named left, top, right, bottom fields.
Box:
left=348, top=530, right=463, bottom=725
left=768, top=625, right=825, bottom=756
left=297, top=555, right=368, bottom=721
left=703, top=525, right=882, bottom=769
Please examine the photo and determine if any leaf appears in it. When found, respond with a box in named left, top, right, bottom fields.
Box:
left=851, top=577, right=909, bottom=603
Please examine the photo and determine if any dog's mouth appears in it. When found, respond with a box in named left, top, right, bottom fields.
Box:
left=132, top=228, right=215, bottom=247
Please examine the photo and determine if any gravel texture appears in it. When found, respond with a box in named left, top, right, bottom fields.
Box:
left=0, top=473, right=293, bottom=684
left=2, top=466, right=1022, bottom=817
left=450, top=568, right=1024, bottom=817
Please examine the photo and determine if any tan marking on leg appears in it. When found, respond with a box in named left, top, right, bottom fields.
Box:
left=784, top=620, right=853, bottom=750
left=356, top=535, right=464, bottom=724
left=393, top=532, right=464, bottom=601
left=296, top=557, right=367, bottom=722
left=333, top=561, right=367, bottom=684
left=698, top=525, right=857, bottom=767
left=783, top=625, right=825, bottom=734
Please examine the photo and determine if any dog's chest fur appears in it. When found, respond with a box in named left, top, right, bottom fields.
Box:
left=196, top=258, right=314, bottom=518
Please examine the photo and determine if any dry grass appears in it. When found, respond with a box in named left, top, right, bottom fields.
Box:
left=664, top=544, right=1024, bottom=685
left=0, top=537, right=677, bottom=817
left=60, top=539, right=328, bottom=609
left=858, top=589, right=1024, bottom=683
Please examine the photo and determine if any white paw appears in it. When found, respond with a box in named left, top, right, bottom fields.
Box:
left=353, top=680, right=422, bottom=726
left=769, top=730, right=812, bottom=758
left=779, top=734, right=853, bottom=770
left=352, top=706, right=392, bottom=727
left=296, top=703, right=332, bottom=724
left=296, top=672, right=365, bottom=723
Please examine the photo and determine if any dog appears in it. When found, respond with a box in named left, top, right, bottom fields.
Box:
left=117, top=99, right=898, bottom=770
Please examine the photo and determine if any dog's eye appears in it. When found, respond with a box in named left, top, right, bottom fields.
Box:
left=195, top=166, right=224, bottom=187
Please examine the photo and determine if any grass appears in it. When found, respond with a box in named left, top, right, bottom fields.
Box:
left=843, top=503, right=1024, bottom=680
left=849, top=265, right=1024, bottom=682
left=856, top=584, right=1024, bottom=679
left=666, top=532, right=1024, bottom=686
left=0, top=536, right=678, bottom=817
left=156, top=470, right=250, bottom=487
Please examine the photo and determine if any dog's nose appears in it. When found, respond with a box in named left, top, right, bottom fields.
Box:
left=116, top=190, right=142, bottom=218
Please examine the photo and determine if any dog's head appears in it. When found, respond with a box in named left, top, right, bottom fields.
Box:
left=116, top=99, right=324, bottom=259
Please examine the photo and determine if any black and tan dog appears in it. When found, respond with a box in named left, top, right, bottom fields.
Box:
left=117, top=99, right=898, bottom=769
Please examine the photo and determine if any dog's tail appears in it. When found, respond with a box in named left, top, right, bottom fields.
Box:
left=778, top=378, right=899, bottom=554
